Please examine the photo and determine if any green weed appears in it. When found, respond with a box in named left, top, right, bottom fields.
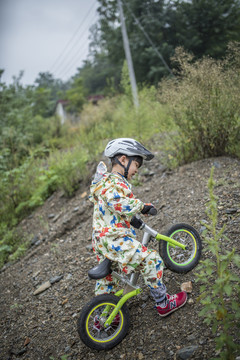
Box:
left=196, top=168, right=240, bottom=360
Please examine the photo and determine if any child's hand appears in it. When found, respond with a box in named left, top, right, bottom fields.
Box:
left=141, top=203, right=156, bottom=215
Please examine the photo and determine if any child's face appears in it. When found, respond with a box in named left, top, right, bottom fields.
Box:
left=127, top=160, right=140, bottom=180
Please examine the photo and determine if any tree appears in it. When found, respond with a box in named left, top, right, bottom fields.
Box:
left=87, top=0, right=240, bottom=91
left=173, top=0, right=240, bottom=59
left=33, top=72, right=68, bottom=116
left=65, top=77, right=86, bottom=113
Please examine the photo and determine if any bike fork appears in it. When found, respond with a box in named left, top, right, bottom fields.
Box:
left=103, top=287, right=142, bottom=327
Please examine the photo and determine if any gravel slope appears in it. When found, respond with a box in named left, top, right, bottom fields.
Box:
left=0, top=155, right=239, bottom=360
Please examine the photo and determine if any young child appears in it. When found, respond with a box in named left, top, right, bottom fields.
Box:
left=89, top=138, right=187, bottom=316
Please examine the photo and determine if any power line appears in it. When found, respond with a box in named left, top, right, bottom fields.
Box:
left=57, top=42, right=90, bottom=80
left=55, top=11, right=98, bottom=80
left=122, top=0, right=174, bottom=76
left=50, top=0, right=98, bottom=74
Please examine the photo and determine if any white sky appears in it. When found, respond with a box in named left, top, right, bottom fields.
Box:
left=0, top=0, right=99, bottom=85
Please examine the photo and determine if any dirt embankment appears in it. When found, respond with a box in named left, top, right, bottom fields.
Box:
left=0, top=155, right=239, bottom=360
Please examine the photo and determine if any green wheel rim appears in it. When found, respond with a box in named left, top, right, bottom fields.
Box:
left=86, top=302, right=123, bottom=343
left=166, top=229, right=197, bottom=267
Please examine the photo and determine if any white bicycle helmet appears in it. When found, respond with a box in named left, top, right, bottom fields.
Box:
left=104, top=138, right=154, bottom=178
left=104, top=138, right=154, bottom=161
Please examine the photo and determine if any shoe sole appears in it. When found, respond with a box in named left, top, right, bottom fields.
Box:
left=158, top=296, right=188, bottom=317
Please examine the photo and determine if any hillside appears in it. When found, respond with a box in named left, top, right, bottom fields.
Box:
left=0, top=155, right=239, bottom=360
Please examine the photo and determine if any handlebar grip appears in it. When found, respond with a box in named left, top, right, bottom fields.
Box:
left=149, top=207, right=157, bottom=215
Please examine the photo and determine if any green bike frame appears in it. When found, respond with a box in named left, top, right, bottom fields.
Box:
left=103, top=231, right=185, bottom=327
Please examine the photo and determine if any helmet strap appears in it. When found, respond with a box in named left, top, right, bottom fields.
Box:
left=114, top=157, right=133, bottom=179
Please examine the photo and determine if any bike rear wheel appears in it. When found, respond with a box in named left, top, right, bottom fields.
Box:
left=77, top=294, right=130, bottom=350
left=159, top=223, right=202, bottom=273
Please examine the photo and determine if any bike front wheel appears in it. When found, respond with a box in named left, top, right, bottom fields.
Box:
left=159, top=223, right=202, bottom=273
left=77, top=294, right=130, bottom=350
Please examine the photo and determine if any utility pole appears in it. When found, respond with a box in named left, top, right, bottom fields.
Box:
left=117, top=0, right=139, bottom=108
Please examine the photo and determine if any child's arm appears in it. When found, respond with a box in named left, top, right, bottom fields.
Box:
left=100, top=181, right=144, bottom=219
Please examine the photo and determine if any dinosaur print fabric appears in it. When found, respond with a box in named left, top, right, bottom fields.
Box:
left=89, top=162, right=164, bottom=295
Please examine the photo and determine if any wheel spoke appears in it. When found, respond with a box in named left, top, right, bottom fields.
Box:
left=168, top=230, right=196, bottom=266
left=87, top=304, right=122, bottom=342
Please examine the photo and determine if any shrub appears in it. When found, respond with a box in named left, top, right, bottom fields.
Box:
left=0, top=225, right=27, bottom=268
left=158, top=43, right=240, bottom=164
left=196, top=168, right=240, bottom=359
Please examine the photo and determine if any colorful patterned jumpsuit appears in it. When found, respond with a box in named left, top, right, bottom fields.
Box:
left=89, top=162, right=166, bottom=302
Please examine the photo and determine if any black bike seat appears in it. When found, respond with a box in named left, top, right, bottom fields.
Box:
left=88, top=258, right=112, bottom=280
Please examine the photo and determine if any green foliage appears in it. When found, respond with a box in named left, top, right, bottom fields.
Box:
left=48, top=147, right=88, bottom=196
left=49, top=355, right=68, bottom=360
left=173, top=0, right=240, bottom=59
left=83, top=0, right=240, bottom=92
left=158, top=43, right=240, bottom=164
left=0, top=73, right=65, bottom=170
left=34, top=71, right=68, bottom=116
left=65, top=77, right=86, bottom=113
left=78, top=54, right=121, bottom=96
left=196, top=168, right=240, bottom=360
left=120, top=60, right=132, bottom=98
left=1, top=41, right=240, bottom=270
left=79, top=86, right=173, bottom=148
left=0, top=225, right=27, bottom=268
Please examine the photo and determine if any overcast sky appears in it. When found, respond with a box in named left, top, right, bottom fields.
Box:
left=0, top=0, right=99, bottom=85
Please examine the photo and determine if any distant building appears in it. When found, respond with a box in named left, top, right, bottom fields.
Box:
left=55, top=100, right=68, bottom=125
left=88, top=94, right=104, bottom=105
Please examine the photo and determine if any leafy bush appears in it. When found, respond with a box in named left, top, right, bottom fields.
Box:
left=0, top=225, right=27, bottom=268
left=158, top=43, right=240, bottom=164
left=48, top=146, right=89, bottom=196
left=196, top=168, right=240, bottom=359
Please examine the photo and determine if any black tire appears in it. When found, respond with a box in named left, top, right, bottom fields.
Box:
left=159, top=223, right=202, bottom=273
left=77, top=294, right=131, bottom=350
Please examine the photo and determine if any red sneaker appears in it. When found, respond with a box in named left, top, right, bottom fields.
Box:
left=156, top=291, right=187, bottom=317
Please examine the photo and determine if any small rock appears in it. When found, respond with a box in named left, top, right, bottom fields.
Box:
left=177, top=345, right=199, bottom=359
left=188, top=298, right=194, bottom=304
left=181, top=281, right=193, bottom=293
left=213, top=161, right=221, bottom=168
left=62, top=298, right=68, bottom=305
left=81, top=191, right=87, bottom=198
left=199, top=338, right=207, bottom=345
left=52, top=214, right=61, bottom=222
left=66, top=273, right=72, bottom=280
left=73, top=207, right=79, bottom=212
left=48, top=214, right=55, bottom=219
left=32, top=270, right=40, bottom=279
left=86, top=244, right=93, bottom=251
left=17, top=348, right=27, bottom=355
left=200, top=226, right=206, bottom=233
left=50, top=275, right=63, bottom=284
left=158, top=165, right=167, bottom=172
left=65, top=346, right=71, bottom=353
left=33, top=281, right=51, bottom=295
left=187, top=334, right=196, bottom=341
left=24, top=337, right=30, bottom=346
left=138, top=353, right=144, bottom=360
left=31, top=235, right=39, bottom=246
left=225, top=208, right=237, bottom=214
